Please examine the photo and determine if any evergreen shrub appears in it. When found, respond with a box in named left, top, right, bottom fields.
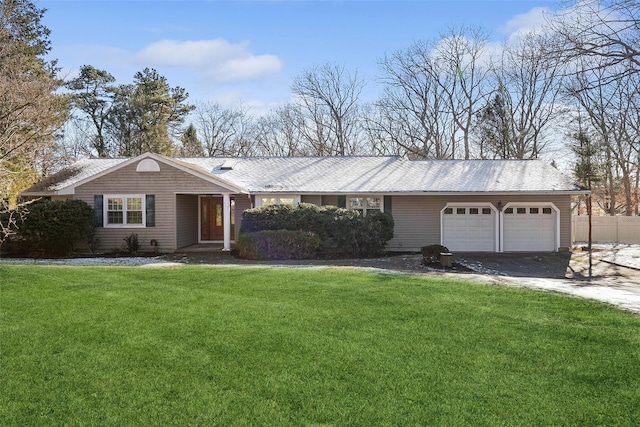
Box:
left=6, top=199, right=95, bottom=256
left=239, top=203, right=394, bottom=259
left=235, top=230, right=321, bottom=260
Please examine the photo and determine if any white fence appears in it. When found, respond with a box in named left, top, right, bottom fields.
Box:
left=573, top=216, right=640, bottom=244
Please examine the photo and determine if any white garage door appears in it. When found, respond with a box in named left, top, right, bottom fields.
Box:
left=442, top=206, right=496, bottom=252
left=503, top=206, right=556, bottom=252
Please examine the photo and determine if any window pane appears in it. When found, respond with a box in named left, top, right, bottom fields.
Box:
left=457, top=208, right=466, bottom=214
left=482, top=208, right=491, bottom=214
left=216, top=204, right=222, bottom=226
left=517, top=207, right=526, bottom=214
left=444, top=208, right=453, bottom=214
left=505, top=208, right=513, bottom=214
left=127, top=197, right=142, bottom=210
left=127, top=211, right=143, bottom=224
left=108, top=211, right=123, bottom=224
left=107, top=198, right=123, bottom=224
left=126, top=197, right=143, bottom=224
left=366, top=197, right=381, bottom=210
left=469, top=208, right=479, bottom=214
left=108, top=198, right=123, bottom=211
left=530, top=207, right=539, bottom=214
left=261, top=197, right=276, bottom=206
left=349, top=197, right=364, bottom=209
left=543, top=207, right=552, bottom=214
left=279, top=198, right=295, bottom=206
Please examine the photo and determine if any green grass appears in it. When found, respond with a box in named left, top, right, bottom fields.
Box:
left=1, top=264, right=639, bottom=426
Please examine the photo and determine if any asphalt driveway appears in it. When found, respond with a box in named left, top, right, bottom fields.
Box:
left=455, top=248, right=640, bottom=315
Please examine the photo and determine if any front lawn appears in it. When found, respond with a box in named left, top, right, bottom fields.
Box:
left=1, top=265, right=639, bottom=426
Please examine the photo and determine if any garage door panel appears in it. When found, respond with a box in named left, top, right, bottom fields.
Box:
left=442, top=206, right=495, bottom=252
left=503, top=206, right=556, bottom=252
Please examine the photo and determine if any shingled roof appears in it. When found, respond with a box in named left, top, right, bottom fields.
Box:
left=21, top=153, right=587, bottom=196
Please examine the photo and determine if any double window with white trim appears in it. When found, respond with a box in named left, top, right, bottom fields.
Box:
left=348, top=196, right=382, bottom=215
left=256, top=195, right=300, bottom=207
left=104, top=195, right=145, bottom=227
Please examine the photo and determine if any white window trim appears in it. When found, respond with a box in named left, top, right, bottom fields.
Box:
left=104, top=194, right=146, bottom=228
left=255, top=195, right=301, bottom=207
left=500, top=202, right=560, bottom=252
left=440, top=202, right=499, bottom=252
left=346, top=195, right=384, bottom=215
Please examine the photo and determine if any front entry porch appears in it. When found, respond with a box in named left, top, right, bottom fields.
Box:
left=177, top=193, right=242, bottom=252
left=199, top=194, right=235, bottom=250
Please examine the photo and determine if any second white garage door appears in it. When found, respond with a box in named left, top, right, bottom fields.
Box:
left=502, top=206, right=557, bottom=252
left=442, top=206, right=496, bottom=252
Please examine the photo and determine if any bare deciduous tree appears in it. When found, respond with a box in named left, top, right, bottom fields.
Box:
left=370, top=40, right=454, bottom=159
left=251, top=103, right=310, bottom=156
left=548, top=0, right=640, bottom=86
left=566, top=59, right=640, bottom=215
left=291, top=63, right=364, bottom=156
left=369, top=28, right=490, bottom=160
left=478, top=31, right=565, bottom=159
left=194, top=102, right=252, bottom=156
left=435, top=26, right=492, bottom=159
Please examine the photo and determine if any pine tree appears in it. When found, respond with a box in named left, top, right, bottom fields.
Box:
left=180, top=124, right=204, bottom=156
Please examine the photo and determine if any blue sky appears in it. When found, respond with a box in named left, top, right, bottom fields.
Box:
left=42, top=0, right=562, bottom=113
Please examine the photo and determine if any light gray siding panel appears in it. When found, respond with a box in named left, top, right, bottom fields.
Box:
left=234, top=195, right=252, bottom=238
left=76, top=161, right=238, bottom=252
left=301, top=195, right=322, bottom=205
left=176, top=194, right=198, bottom=249
left=386, top=194, right=573, bottom=252
left=387, top=196, right=439, bottom=251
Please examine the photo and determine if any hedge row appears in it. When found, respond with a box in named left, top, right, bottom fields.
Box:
left=237, top=203, right=394, bottom=259
left=235, top=230, right=321, bottom=260
left=1, top=199, right=94, bottom=256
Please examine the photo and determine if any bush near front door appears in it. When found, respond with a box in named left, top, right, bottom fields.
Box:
left=238, top=203, right=394, bottom=259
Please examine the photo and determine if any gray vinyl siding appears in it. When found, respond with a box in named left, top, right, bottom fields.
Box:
left=301, top=195, right=322, bottom=205
left=234, top=195, right=252, bottom=239
left=386, top=196, right=438, bottom=251
left=321, top=195, right=339, bottom=207
left=176, top=194, right=198, bottom=249
left=75, top=160, right=237, bottom=253
left=386, top=194, right=573, bottom=252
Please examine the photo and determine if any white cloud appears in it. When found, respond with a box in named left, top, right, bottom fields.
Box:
left=135, top=39, right=282, bottom=83
left=500, top=6, right=551, bottom=41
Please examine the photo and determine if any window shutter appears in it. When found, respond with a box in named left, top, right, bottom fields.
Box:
left=384, top=196, right=392, bottom=214
left=146, top=195, right=155, bottom=227
left=338, top=196, right=346, bottom=208
left=94, top=195, right=103, bottom=227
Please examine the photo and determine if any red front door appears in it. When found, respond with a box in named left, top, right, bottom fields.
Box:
left=200, top=197, right=234, bottom=241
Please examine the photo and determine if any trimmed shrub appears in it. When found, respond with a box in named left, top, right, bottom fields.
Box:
left=421, top=244, right=450, bottom=265
left=8, top=199, right=95, bottom=256
left=241, top=203, right=338, bottom=239
left=239, top=203, right=394, bottom=258
left=353, top=211, right=395, bottom=257
left=123, top=233, right=140, bottom=254
left=235, top=230, right=321, bottom=260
